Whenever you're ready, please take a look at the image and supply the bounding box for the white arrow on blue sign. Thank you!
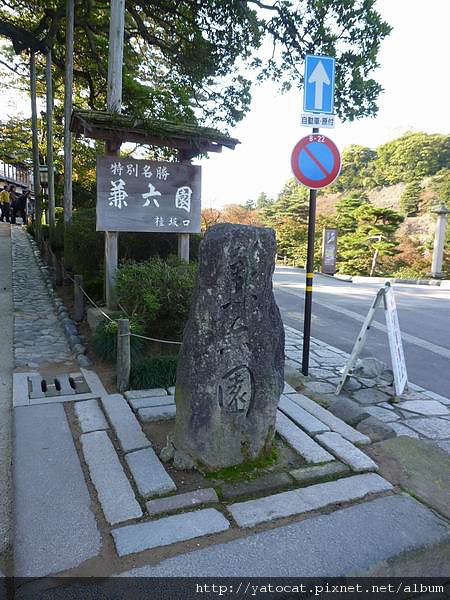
[303,54,335,115]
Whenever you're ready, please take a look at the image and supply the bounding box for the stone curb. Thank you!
[331,272,449,287]
[25,232,91,368]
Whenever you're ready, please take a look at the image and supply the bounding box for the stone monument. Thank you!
[166,223,284,470]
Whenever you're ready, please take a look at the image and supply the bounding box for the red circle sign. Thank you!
[291,134,341,189]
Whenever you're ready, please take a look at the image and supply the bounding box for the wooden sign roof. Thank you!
[70,110,240,157]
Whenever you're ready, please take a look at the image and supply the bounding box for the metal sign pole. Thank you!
[301,126,319,376]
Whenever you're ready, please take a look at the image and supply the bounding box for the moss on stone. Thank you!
[204,447,279,482]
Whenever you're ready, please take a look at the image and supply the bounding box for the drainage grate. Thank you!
[28,372,91,399]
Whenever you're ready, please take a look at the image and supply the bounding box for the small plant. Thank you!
[130,354,178,389]
[91,318,144,363]
[391,266,428,280]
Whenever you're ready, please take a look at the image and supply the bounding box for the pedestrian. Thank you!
[9,185,18,224]
[14,189,29,225]
[0,185,10,222]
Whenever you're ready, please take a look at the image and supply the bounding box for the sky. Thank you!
[0,0,449,207]
[196,0,450,208]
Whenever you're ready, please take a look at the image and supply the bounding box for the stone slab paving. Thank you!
[118,496,450,577]
[287,393,370,445]
[275,411,334,464]
[146,488,219,515]
[11,227,73,367]
[125,448,176,498]
[128,395,175,411]
[137,404,177,422]
[112,508,230,556]
[278,396,329,434]
[405,417,450,439]
[101,394,151,452]
[227,473,392,528]
[316,432,378,472]
[283,324,450,453]
[81,431,143,525]
[74,399,109,433]
[14,403,101,576]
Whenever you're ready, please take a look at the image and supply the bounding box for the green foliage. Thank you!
[390,266,428,280]
[400,180,422,216]
[430,169,450,208]
[1,0,391,127]
[130,355,178,390]
[117,257,198,340]
[335,192,369,234]
[91,319,145,364]
[332,145,376,191]
[205,447,278,481]
[337,204,404,275]
[374,132,450,186]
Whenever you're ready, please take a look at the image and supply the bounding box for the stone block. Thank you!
[138,404,176,422]
[389,422,420,438]
[146,488,218,515]
[227,473,392,528]
[276,411,333,464]
[102,394,151,452]
[278,396,329,434]
[125,388,168,399]
[353,388,390,405]
[316,432,378,472]
[290,462,349,485]
[81,431,142,525]
[365,406,400,422]
[112,508,230,556]
[74,399,108,433]
[220,472,293,500]
[357,417,397,442]
[125,447,176,498]
[328,397,370,426]
[128,395,175,411]
[288,393,370,445]
[283,382,297,394]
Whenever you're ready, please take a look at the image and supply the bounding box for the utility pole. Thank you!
[63,0,74,228]
[46,49,55,233]
[30,51,41,241]
[105,0,125,309]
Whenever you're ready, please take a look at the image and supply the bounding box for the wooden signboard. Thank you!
[96,156,201,233]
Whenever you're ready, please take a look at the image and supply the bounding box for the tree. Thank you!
[337,204,404,275]
[255,192,272,210]
[0,0,392,132]
[400,179,422,216]
[374,132,450,186]
[332,145,376,191]
[335,192,369,234]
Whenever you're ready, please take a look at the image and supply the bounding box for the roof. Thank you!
[70,110,240,157]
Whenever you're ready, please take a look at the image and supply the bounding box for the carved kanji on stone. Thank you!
[169,223,285,470]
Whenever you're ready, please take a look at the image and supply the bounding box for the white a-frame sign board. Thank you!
[336,283,408,396]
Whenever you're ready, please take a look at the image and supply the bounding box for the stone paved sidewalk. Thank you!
[11,227,74,368]
[283,324,450,454]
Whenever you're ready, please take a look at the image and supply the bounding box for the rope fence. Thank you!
[66,272,182,392]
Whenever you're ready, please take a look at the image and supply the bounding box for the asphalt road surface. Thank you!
[273,266,450,397]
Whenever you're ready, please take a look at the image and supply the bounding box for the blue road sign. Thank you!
[303,55,335,114]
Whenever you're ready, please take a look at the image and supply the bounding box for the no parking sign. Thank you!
[291,134,341,189]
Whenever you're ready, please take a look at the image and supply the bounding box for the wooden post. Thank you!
[73,274,84,321]
[63,0,74,228]
[46,49,56,233]
[178,149,193,263]
[117,318,130,392]
[30,51,42,241]
[178,234,190,262]
[53,254,63,286]
[104,0,125,309]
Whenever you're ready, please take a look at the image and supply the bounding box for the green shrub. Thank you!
[400,180,422,216]
[117,256,197,340]
[391,266,428,280]
[130,355,178,389]
[91,318,145,363]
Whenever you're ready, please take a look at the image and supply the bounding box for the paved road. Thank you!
[273,266,450,397]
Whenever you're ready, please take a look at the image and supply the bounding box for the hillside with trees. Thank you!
[204,132,450,277]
